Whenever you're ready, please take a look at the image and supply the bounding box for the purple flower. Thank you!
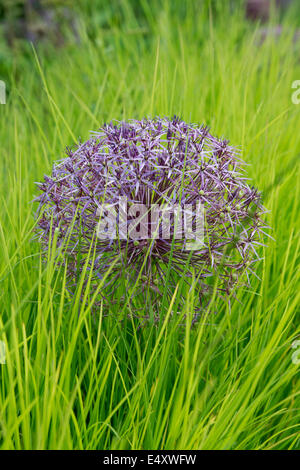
[35,117,268,321]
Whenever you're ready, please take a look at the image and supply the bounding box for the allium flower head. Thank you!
[36,117,268,321]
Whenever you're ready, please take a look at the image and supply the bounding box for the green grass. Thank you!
[0,0,299,450]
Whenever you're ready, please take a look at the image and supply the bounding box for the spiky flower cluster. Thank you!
[36,117,268,320]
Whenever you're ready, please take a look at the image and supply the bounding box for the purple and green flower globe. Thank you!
[36,117,267,321]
